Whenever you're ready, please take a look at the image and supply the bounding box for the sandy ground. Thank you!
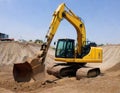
[0,42,120,93]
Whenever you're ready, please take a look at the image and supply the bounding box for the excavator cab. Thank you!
[55,39,75,58]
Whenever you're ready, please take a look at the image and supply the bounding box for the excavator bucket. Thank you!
[13,56,45,82]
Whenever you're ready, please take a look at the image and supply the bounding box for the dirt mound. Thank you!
[1,42,120,71]
[0,41,41,65]
[99,45,120,71]
[0,65,57,93]
[0,42,120,93]
[106,62,120,72]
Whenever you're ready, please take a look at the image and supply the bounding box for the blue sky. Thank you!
[0,0,120,44]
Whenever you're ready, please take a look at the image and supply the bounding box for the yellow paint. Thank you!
[45,3,102,64]
[55,47,102,63]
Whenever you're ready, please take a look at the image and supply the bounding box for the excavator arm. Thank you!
[41,3,86,62]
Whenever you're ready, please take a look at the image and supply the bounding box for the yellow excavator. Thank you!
[13,3,102,82]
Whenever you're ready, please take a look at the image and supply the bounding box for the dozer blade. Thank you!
[76,67,100,80]
[13,57,45,82]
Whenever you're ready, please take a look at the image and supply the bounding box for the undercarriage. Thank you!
[47,63,100,80]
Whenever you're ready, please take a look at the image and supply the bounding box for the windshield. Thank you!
[55,39,74,58]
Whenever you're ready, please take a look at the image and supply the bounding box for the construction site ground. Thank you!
[0,41,120,93]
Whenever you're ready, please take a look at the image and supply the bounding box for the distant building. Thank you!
[0,32,9,39]
[0,32,14,41]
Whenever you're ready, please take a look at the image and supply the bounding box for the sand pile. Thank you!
[0,41,41,65]
[0,42,120,93]
[99,45,120,71]
[1,42,120,71]
[106,62,120,72]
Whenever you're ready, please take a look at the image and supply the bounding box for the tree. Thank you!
[34,39,43,44]
[29,40,33,42]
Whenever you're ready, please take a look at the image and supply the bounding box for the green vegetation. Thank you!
[34,39,43,44]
